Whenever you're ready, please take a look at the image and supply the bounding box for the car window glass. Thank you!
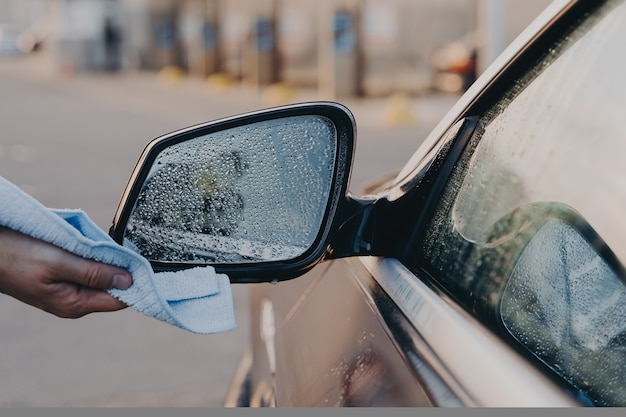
[417,0,626,406]
[502,219,626,406]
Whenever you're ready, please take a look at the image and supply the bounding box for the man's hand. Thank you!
[0,227,132,318]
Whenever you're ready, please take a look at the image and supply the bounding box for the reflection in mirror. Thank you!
[124,115,337,264]
[502,220,626,406]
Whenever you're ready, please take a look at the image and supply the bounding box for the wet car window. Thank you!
[501,218,626,406]
[417,0,626,406]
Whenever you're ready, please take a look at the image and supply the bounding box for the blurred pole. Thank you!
[477,0,505,74]
[317,1,333,98]
[179,0,202,75]
[45,0,65,75]
[247,0,279,87]
[270,0,281,84]
[318,0,363,99]
[180,0,222,78]
[146,0,181,70]
[207,0,223,75]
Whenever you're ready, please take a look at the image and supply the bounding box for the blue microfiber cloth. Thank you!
[0,176,236,334]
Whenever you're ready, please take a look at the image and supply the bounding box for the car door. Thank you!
[242,0,626,407]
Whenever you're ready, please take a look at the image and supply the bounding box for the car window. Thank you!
[415,0,626,406]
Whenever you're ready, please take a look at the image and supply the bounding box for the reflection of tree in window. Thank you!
[195,150,247,236]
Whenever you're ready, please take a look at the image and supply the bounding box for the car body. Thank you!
[111,0,626,407]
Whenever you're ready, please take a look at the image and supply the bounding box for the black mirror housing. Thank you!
[109,102,355,283]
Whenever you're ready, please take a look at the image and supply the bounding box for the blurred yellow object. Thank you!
[206,72,235,93]
[158,65,186,86]
[382,93,417,126]
[433,73,465,94]
[263,83,296,106]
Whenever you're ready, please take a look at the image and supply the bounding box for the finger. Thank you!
[51,286,129,318]
[1,228,133,291]
[76,290,128,315]
[52,253,132,291]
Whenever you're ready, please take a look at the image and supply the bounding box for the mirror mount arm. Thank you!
[326,116,483,263]
[326,194,377,259]
[326,193,404,260]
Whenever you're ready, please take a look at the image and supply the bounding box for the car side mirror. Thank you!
[109,102,355,283]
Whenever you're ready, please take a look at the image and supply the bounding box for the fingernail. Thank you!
[113,274,132,290]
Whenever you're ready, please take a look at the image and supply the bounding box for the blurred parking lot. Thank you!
[0,51,460,407]
[0,0,553,407]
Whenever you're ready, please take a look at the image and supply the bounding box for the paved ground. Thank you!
[0,52,459,406]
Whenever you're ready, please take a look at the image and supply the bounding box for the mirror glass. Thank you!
[123,115,337,264]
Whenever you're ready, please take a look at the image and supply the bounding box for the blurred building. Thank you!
[55,0,122,72]
[0,0,53,55]
[1,0,552,96]
[119,0,551,96]
[0,0,49,26]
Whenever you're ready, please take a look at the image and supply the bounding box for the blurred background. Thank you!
[0,0,551,407]
[1,0,552,96]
